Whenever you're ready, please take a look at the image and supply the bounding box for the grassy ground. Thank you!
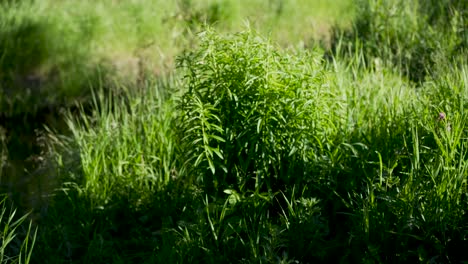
[1,0,468,263]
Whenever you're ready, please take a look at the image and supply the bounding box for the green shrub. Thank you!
[177,29,335,194]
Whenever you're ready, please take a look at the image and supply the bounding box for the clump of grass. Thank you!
[324,50,468,261]
[175,28,421,262]
[63,79,179,209]
[30,77,183,262]
[41,29,339,263]
[0,195,37,264]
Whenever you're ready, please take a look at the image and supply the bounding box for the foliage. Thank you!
[63,79,179,208]
[35,27,468,263]
[0,196,36,264]
[177,29,333,194]
[2,0,468,263]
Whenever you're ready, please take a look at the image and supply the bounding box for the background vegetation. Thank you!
[0,0,467,263]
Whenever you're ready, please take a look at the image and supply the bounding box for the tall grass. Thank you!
[63,79,179,208]
[33,26,468,262]
[0,196,37,264]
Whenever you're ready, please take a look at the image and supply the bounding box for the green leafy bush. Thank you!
[177,29,334,194]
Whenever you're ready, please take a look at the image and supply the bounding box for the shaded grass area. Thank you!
[1,0,468,263]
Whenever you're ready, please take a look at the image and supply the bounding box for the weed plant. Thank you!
[177,29,335,194]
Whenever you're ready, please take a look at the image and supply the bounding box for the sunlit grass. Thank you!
[38,26,467,262]
[1,0,467,263]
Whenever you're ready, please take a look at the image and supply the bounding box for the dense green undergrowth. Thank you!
[1,0,468,263]
[33,28,468,263]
